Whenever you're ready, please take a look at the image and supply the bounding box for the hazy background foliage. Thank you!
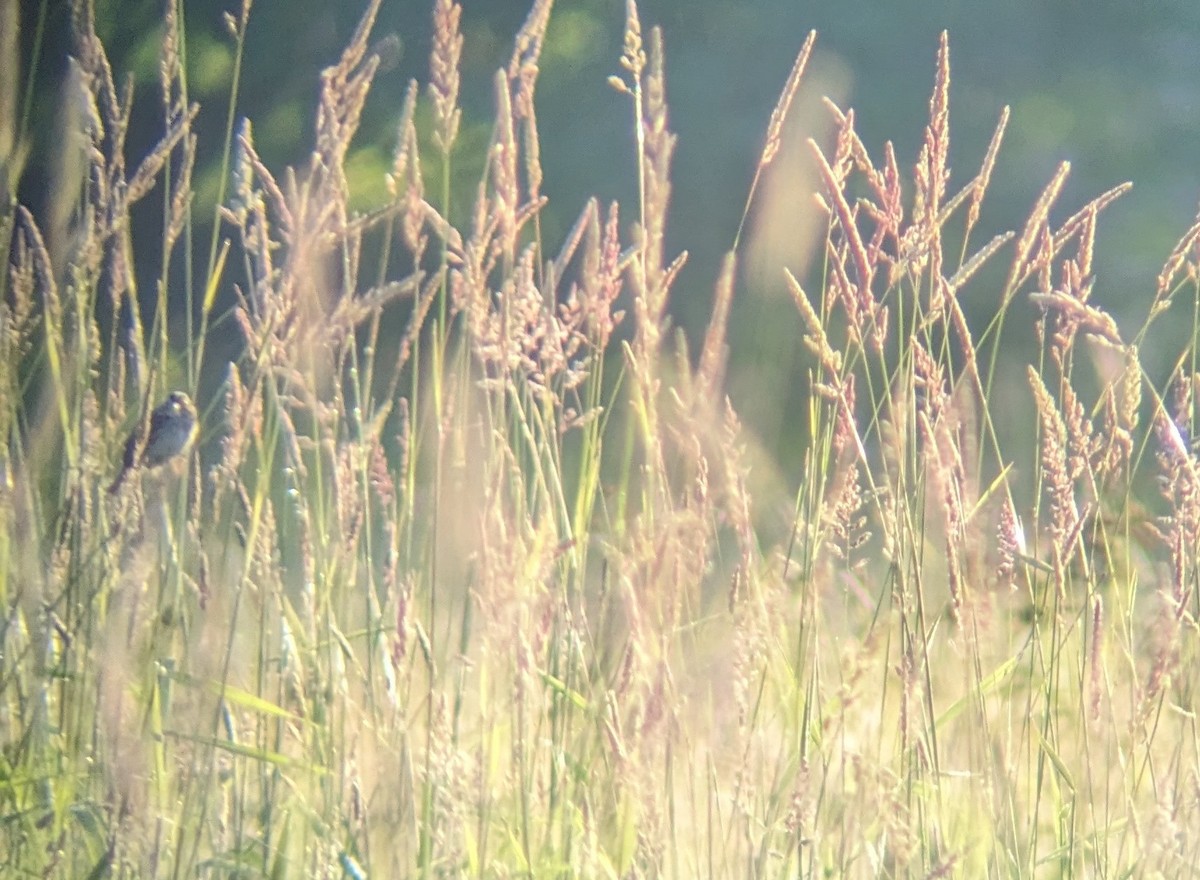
[21,0,1200,395]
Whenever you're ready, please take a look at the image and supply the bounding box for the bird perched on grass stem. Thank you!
[108,391,198,494]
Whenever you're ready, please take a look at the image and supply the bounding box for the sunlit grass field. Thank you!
[2,0,1199,876]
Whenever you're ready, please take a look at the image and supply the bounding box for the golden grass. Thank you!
[1,1,1198,877]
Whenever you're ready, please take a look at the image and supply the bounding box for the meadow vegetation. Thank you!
[2,0,1199,876]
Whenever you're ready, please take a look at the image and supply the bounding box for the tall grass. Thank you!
[2,0,1199,876]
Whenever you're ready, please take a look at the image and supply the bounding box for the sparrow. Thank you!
[108,391,198,494]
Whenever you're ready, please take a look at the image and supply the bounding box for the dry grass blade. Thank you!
[1029,291,1122,345]
[1005,160,1070,294]
[388,80,419,200]
[810,138,873,297]
[1053,182,1132,254]
[698,251,736,399]
[735,30,817,250]
[1028,365,1080,561]
[761,31,817,169]
[1156,213,1200,299]
[925,30,951,217]
[948,231,1014,293]
[967,105,1010,234]
[430,0,463,154]
[125,103,199,207]
[619,0,645,79]
[785,266,841,375]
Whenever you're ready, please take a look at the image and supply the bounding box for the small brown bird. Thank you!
[108,391,198,494]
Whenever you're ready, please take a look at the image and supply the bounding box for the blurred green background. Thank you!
[16,0,1200,460]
